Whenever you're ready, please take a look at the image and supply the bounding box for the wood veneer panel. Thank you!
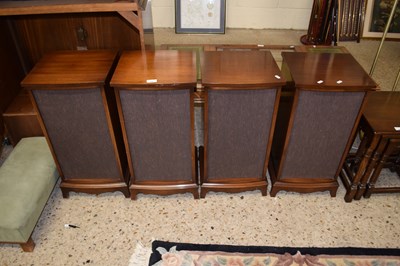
[13,13,141,66]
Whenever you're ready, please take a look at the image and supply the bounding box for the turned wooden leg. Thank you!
[354,138,388,200]
[20,237,35,252]
[364,139,398,198]
[344,135,380,202]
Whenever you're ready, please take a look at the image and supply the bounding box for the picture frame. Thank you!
[362,0,400,39]
[175,0,226,34]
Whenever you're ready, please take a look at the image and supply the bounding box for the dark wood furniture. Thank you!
[111,50,199,199]
[0,0,146,53]
[0,1,146,145]
[270,52,377,197]
[21,50,129,198]
[342,92,400,200]
[0,18,25,147]
[200,51,285,197]
[3,90,43,146]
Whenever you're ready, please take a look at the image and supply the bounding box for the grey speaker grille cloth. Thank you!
[207,89,277,179]
[33,89,121,179]
[280,90,364,179]
[119,89,192,182]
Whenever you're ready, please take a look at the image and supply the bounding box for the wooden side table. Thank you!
[343,92,400,200]
[200,51,285,197]
[271,52,377,197]
[111,50,199,199]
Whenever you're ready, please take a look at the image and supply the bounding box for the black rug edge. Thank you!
[148,240,400,265]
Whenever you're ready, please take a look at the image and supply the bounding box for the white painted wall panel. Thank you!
[151,0,312,29]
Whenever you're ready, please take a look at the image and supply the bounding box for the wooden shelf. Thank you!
[0,0,146,50]
[0,0,142,16]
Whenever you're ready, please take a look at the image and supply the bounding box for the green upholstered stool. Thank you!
[0,137,58,252]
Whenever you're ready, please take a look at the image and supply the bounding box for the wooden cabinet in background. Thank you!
[0,1,146,146]
[0,18,25,143]
[13,13,142,67]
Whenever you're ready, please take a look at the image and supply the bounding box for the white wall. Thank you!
[151,0,313,30]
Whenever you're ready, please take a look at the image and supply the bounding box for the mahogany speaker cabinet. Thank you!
[269,52,377,197]
[200,51,285,198]
[111,50,198,200]
[21,50,129,198]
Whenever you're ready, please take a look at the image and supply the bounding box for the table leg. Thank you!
[349,120,373,172]
[354,137,388,200]
[344,134,380,202]
[365,138,400,198]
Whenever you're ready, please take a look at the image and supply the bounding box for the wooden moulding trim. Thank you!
[213,44,296,50]
[202,84,285,90]
[0,1,139,16]
[61,178,128,184]
[271,181,339,191]
[60,181,128,189]
[201,181,267,189]
[22,84,102,90]
[296,85,377,92]
[202,177,265,183]
[130,183,198,190]
[117,11,140,30]
[110,84,197,90]
[277,177,338,183]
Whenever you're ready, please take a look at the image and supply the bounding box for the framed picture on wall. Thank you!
[362,0,400,39]
[175,0,226,34]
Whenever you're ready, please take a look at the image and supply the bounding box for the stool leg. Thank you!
[20,237,35,252]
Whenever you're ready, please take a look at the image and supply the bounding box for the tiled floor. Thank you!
[0,29,399,266]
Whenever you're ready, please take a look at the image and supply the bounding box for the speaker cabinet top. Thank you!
[201,51,285,88]
[21,50,118,88]
[110,50,197,88]
[281,52,377,91]
[363,91,400,134]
